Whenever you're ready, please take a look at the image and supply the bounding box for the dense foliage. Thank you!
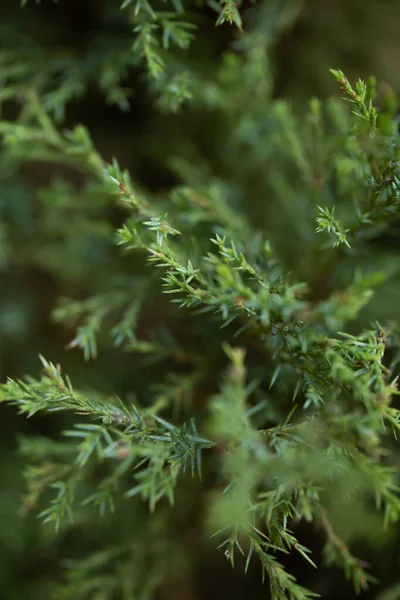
[1,1,400,599]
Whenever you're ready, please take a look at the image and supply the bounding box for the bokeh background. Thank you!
[1,1,400,598]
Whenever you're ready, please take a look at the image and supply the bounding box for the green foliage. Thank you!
[1,355,212,524]
[2,1,400,599]
[315,206,351,248]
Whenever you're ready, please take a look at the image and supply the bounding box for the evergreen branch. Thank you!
[315,205,351,248]
[330,69,378,129]
[319,509,374,593]
[0,357,213,520]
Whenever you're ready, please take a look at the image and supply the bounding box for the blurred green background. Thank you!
[1,1,400,598]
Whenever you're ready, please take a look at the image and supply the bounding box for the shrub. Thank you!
[1,2,400,599]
